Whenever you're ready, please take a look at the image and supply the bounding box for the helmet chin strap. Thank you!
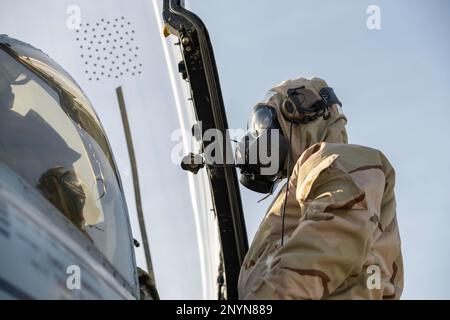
[256,176,282,203]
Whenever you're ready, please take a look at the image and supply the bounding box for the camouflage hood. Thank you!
[263,77,348,167]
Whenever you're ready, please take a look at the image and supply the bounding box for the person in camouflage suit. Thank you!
[238,77,403,299]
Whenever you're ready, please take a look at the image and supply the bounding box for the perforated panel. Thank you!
[74,17,142,81]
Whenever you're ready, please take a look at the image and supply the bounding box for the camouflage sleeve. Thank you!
[245,165,384,299]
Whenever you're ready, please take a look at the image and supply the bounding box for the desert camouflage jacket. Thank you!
[238,142,403,299]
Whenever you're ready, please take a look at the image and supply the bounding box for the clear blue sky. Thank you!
[188,0,450,299]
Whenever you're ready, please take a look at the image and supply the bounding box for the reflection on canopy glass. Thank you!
[0,46,134,285]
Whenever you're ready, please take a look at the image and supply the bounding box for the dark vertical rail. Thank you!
[116,86,157,294]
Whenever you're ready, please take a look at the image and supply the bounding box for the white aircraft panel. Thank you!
[0,0,221,299]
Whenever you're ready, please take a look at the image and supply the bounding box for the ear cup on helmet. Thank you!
[280,97,300,122]
[280,86,339,124]
[280,87,313,123]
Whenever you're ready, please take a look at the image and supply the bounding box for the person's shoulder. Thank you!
[296,142,394,175]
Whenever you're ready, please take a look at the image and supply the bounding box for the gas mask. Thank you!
[235,86,341,194]
[235,103,289,194]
